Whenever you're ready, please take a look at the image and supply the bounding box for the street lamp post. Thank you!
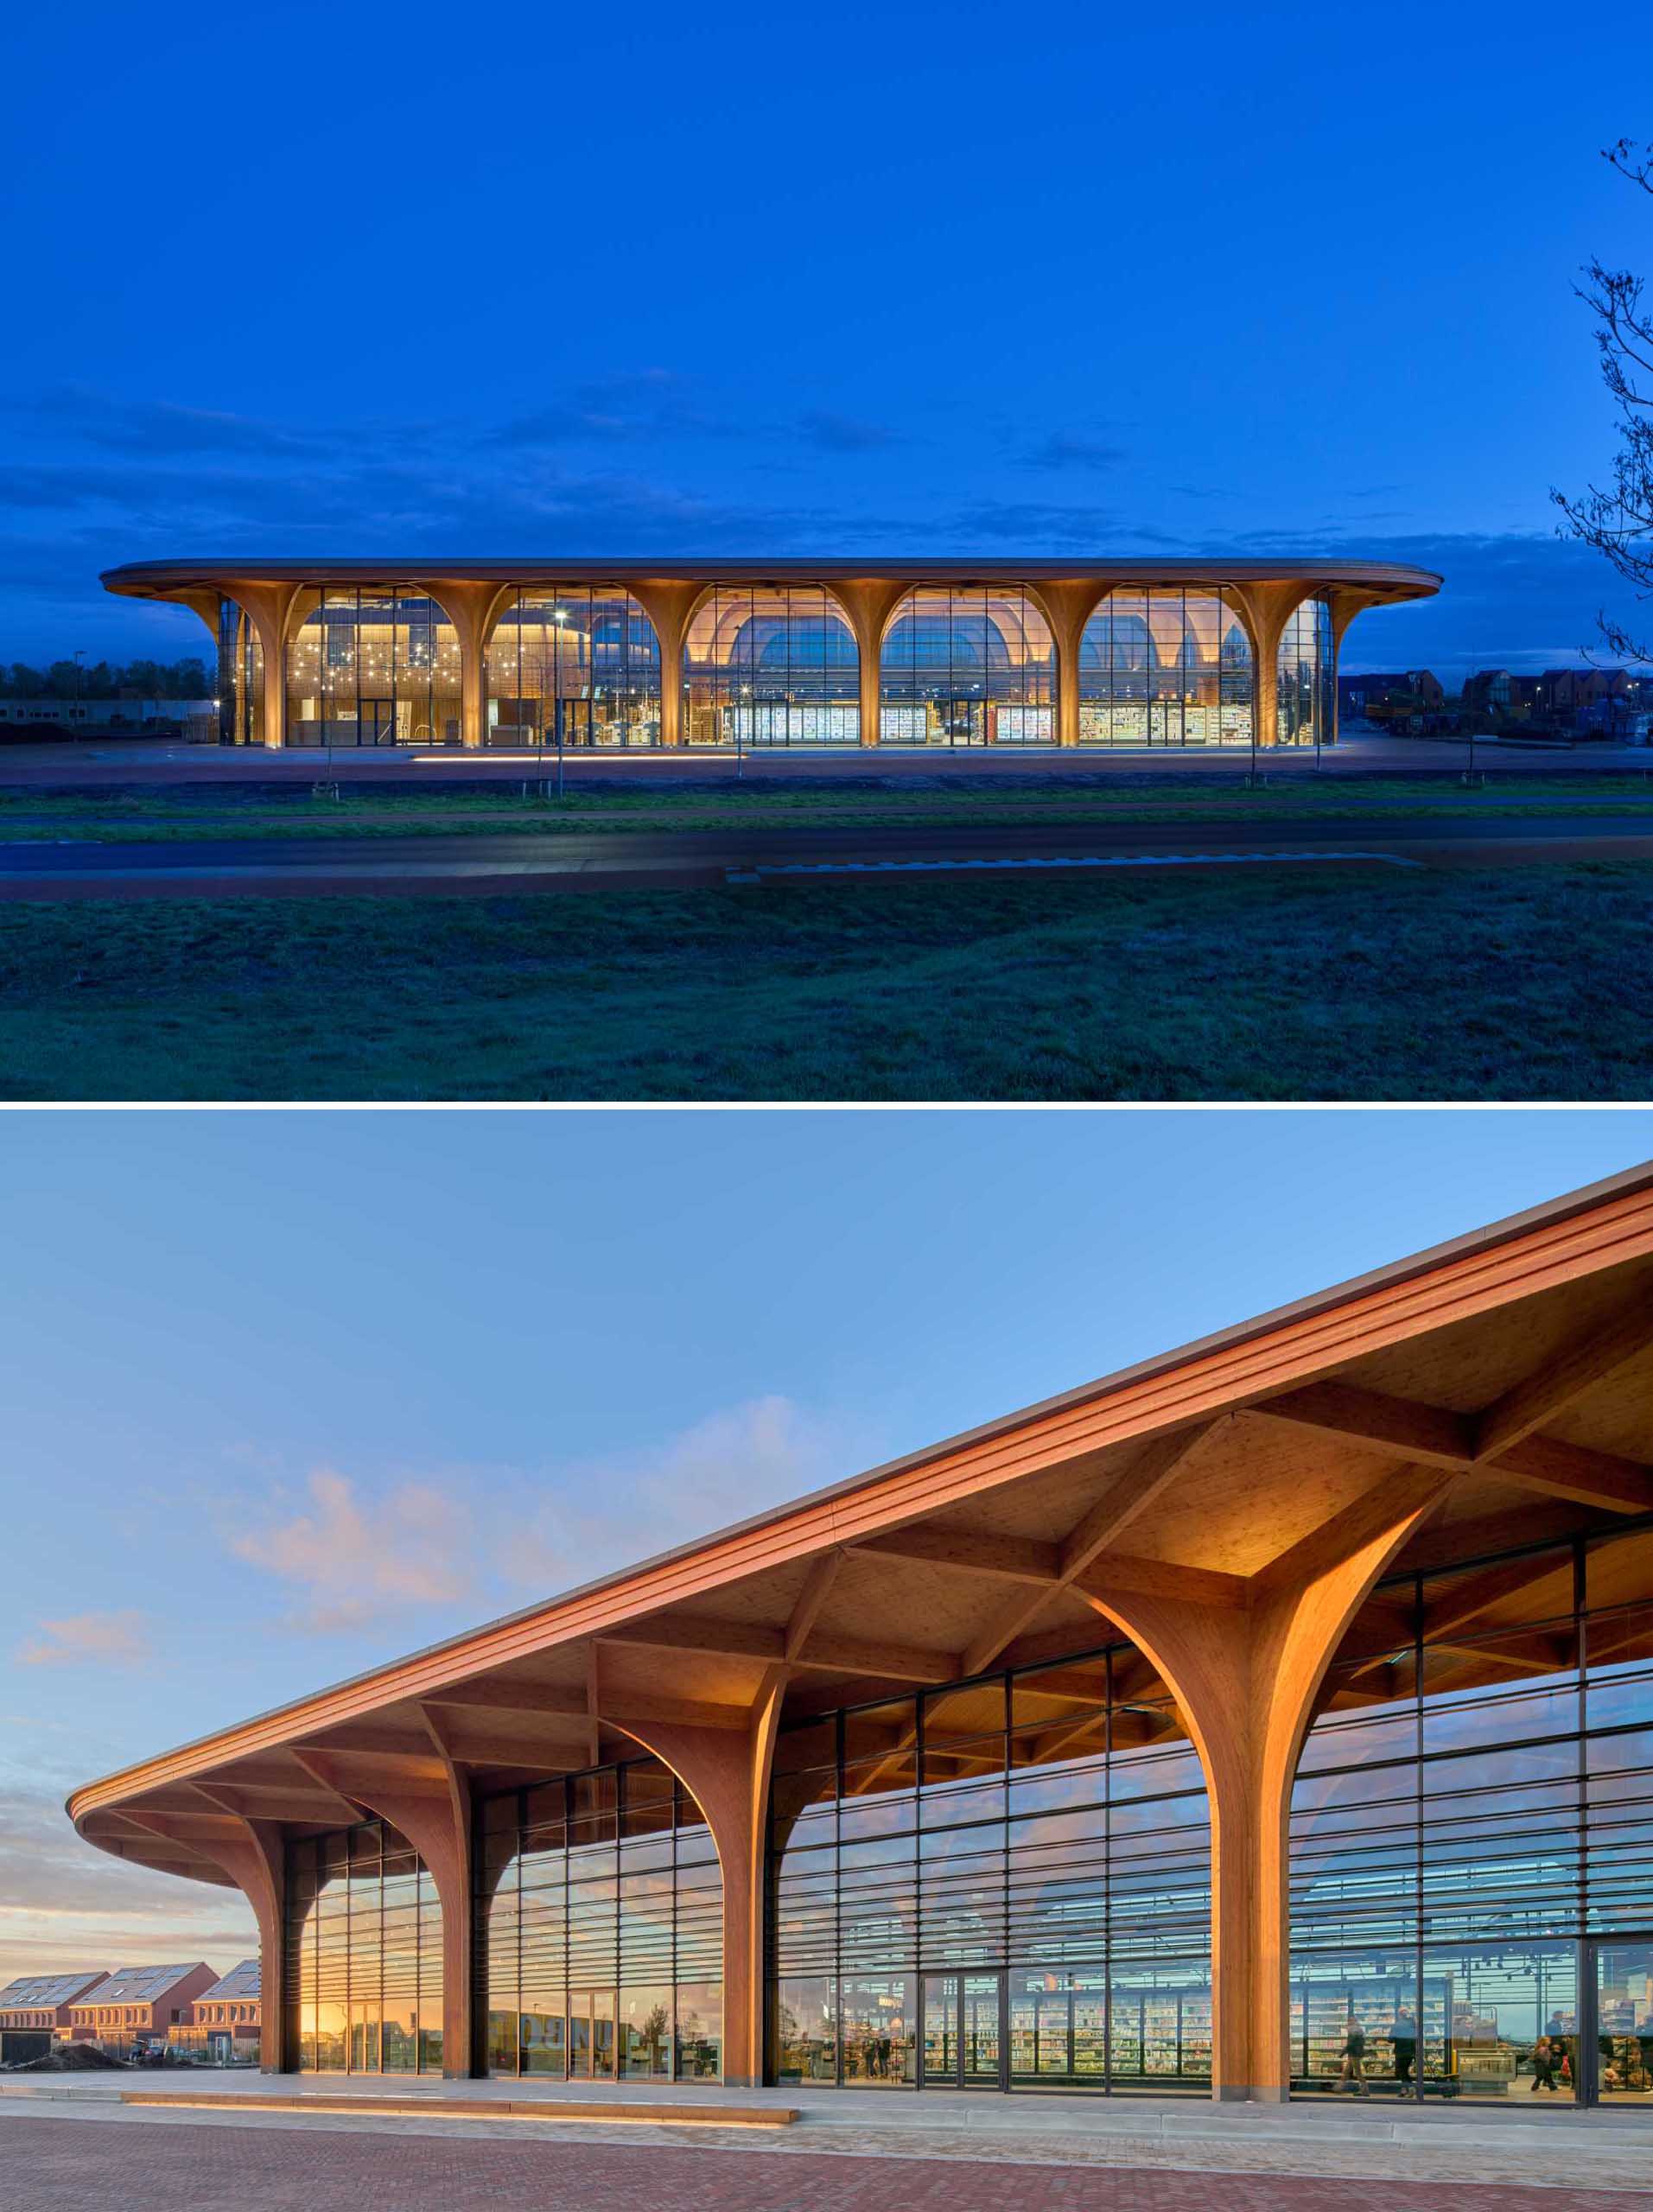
[553,607,567,802]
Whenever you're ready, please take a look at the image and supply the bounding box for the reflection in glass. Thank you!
[1078,590,1253,747]
[216,598,264,747]
[880,588,1054,746]
[1276,597,1335,747]
[1292,1524,1653,2103]
[283,1819,442,2074]
[768,1640,1210,2090]
[480,1755,722,2081]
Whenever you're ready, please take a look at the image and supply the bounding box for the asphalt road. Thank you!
[3,811,1653,901]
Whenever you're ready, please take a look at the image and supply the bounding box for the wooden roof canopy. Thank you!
[67,1164,1653,1889]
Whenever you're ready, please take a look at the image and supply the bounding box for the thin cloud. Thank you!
[15,1611,151,1668]
[227,1469,477,1630]
[1020,432,1126,473]
[798,411,906,454]
[8,386,334,460]
[502,1393,864,1593]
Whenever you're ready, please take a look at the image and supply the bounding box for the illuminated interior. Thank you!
[1078,589,1254,747]
[682,586,859,747]
[487,587,662,750]
[880,587,1054,745]
[284,588,463,748]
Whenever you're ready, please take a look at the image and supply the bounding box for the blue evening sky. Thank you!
[2,1107,1650,1980]
[3,1,1651,680]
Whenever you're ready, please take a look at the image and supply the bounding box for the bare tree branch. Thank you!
[1553,138,1653,664]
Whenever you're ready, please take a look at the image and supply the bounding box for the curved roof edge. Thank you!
[101,555,1443,594]
[66,1158,1651,1824]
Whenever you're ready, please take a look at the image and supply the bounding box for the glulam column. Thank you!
[1081,1464,1453,2099]
[607,1675,785,2087]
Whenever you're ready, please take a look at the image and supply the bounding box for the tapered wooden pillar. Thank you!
[210,580,302,750]
[823,579,907,748]
[423,581,512,753]
[627,580,703,750]
[609,1676,785,2086]
[1082,1465,1452,2099]
[1030,581,1108,749]
[1232,581,1306,754]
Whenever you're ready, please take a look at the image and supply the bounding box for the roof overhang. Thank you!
[100,556,1442,604]
[67,1161,1653,1884]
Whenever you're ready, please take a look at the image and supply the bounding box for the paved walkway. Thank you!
[4,2073,1650,2195]
[2,2107,1652,2210]
[0,731,1647,790]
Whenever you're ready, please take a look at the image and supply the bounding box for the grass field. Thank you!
[2,859,1650,1101]
[2,774,1653,843]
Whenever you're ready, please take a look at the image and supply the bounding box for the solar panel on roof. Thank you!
[0,1972,108,2009]
[197,1960,259,2002]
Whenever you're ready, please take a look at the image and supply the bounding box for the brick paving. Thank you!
[4,2113,1653,2212]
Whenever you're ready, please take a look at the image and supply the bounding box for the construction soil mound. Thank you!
[5,2043,133,2072]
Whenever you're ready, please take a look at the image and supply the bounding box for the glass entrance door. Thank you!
[568,1989,617,2080]
[359,697,396,746]
[1590,1940,1653,2105]
[920,1972,1003,2088]
[937,700,986,747]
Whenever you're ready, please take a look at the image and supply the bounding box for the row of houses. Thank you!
[1340,664,1653,739]
[0,1961,259,2067]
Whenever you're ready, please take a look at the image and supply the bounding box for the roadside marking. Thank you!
[742,851,1424,880]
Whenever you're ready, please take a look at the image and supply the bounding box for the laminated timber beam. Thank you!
[961,1422,1221,1675]
[1258,1299,1653,1515]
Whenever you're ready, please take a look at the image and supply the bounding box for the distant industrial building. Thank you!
[0,697,214,738]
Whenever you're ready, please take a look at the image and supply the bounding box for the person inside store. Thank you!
[1390,2005,1416,2092]
[1338,2012,1367,2093]
[1529,2033,1561,2092]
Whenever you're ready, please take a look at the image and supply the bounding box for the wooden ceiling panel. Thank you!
[1122,1421,1390,1575]
[1339,1262,1653,1421]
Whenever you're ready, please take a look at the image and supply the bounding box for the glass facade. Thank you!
[284,587,462,748]
[283,1820,444,2073]
[880,587,1055,746]
[1078,589,1254,747]
[770,1643,1211,2091]
[480,1756,723,2082]
[215,597,264,747]
[486,587,662,750]
[1289,1521,1653,2104]
[1276,595,1335,747]
[682,587,859,747]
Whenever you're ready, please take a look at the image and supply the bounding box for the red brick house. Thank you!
[170,1960,260,2063]
[0,1972,111,2063]
[67,1963,219,2057]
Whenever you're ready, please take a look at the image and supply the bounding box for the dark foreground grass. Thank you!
[4,773,1653,842]
[2,861,1650,1101]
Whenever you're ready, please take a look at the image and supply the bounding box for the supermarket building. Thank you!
[67,1165,1653,2108]
[99,557,1439,755]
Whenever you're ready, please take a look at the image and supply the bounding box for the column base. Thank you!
[1215,2082,1290,2102]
